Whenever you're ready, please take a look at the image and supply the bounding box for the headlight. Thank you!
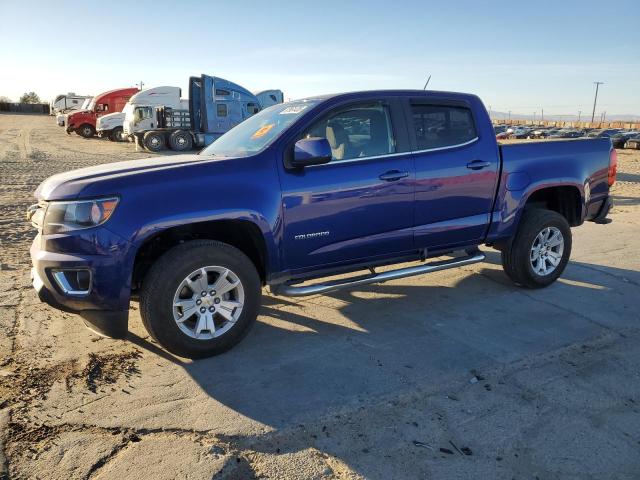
[43,197,119,234]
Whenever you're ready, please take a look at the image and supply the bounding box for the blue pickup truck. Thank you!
[28,90,616,358]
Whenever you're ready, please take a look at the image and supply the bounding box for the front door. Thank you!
[280,100,415,273]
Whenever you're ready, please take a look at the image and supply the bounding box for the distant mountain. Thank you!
[489,110,640,122]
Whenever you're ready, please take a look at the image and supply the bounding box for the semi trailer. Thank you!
[96,86,183,142]
[123,75,283,151]
[49,93,92,116]
[57,97,92,127]
[65,87,139,138]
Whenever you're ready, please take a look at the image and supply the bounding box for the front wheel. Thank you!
[77,124,95,138]
[109,126,124,142]
[140,240,261,358]
[501,209,572,288]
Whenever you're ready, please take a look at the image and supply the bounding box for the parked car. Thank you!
[611,131,640,148]
[587,129,622,138]
[494,125,508,135]
[528,127,553,139]
[548,129,585,139]
[624,135,640,149]
[27,89,616,358]
[511,126,532,139]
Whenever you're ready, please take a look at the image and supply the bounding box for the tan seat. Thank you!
[326,123,348,160]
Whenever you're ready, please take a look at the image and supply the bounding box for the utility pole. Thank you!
[578,110,582,122]
[591,81,604,123]
[541,108,544,122]
[423,75,431,90]
[533,111,536,123]
[508,110,511,122]
[137,80,145,90]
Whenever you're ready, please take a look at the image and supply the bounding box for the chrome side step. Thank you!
[273,252,485,297]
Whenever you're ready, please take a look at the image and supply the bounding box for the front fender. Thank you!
[86,153,283,276]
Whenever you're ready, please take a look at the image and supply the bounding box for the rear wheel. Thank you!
[109,126,124,142]
[77,124,95,138]
[143,131,166,151]
[140,240,261,358]
[169,130,193,151]
[501,209,571,288]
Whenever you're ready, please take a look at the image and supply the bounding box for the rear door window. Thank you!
[411,104,476,150]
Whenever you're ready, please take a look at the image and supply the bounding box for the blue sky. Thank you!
[1,0,639,117]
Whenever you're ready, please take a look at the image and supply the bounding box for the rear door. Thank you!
[408,98,499,249]
[279,98,415,272]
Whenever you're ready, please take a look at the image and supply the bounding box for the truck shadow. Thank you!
[128,253,640,478]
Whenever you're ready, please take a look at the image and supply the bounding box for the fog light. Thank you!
[51,269,91,295]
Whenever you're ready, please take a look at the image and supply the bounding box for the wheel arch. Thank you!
[131,218,270,291]
[521,184,583,226]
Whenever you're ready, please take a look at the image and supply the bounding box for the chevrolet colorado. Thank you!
[28,90,616,358]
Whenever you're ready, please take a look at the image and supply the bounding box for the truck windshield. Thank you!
[200,100,320,157]
[86,98,97,111]
[81,98,92,110]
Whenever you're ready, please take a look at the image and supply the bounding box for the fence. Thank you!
[493,119,640,130]
[0,103,50,114]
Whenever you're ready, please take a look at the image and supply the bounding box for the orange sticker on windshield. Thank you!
[251,124,274,139]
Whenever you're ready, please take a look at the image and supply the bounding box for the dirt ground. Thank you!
[1,113,639,479]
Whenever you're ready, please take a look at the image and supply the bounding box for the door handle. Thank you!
[466,160,492,170]
[379,170,409,181]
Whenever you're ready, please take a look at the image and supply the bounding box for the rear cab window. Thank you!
[410,103,477,150]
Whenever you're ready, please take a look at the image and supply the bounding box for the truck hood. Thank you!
[35,154,215,201]
[97,112,125,130]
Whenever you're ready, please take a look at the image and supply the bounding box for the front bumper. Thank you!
[30,229,134,338]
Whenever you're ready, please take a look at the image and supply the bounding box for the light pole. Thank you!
[508,110,511,122]
[533,111,536,123]
[591,82,603,123]
[578,110,582,122]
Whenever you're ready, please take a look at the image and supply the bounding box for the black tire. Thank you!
[140,240,261,358]
[77,123,95,138]
[501,209,572,288]
[109,126,124,142]
[169,130,193,151]
[143,131,166,151]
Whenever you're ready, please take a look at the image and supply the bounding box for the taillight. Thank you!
[608,149,617,186]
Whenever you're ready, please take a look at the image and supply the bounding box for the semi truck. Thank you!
[65,87,139,138]
[28,89,616,358]
[49,93,92,116]
[96,86,183,142]
[123,75,283,151]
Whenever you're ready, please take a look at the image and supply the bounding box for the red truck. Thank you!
[65,87,138,138]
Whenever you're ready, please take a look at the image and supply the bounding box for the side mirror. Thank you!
[291,137,332,168]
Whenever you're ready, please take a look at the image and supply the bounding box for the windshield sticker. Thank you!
[279,105,308,115]
[251,123,275,139]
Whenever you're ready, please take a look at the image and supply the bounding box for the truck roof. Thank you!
[94,87,140,102]
[300,89,479,103]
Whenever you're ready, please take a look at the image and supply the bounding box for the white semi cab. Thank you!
[97,86,183,142]
[50,93,92,116]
